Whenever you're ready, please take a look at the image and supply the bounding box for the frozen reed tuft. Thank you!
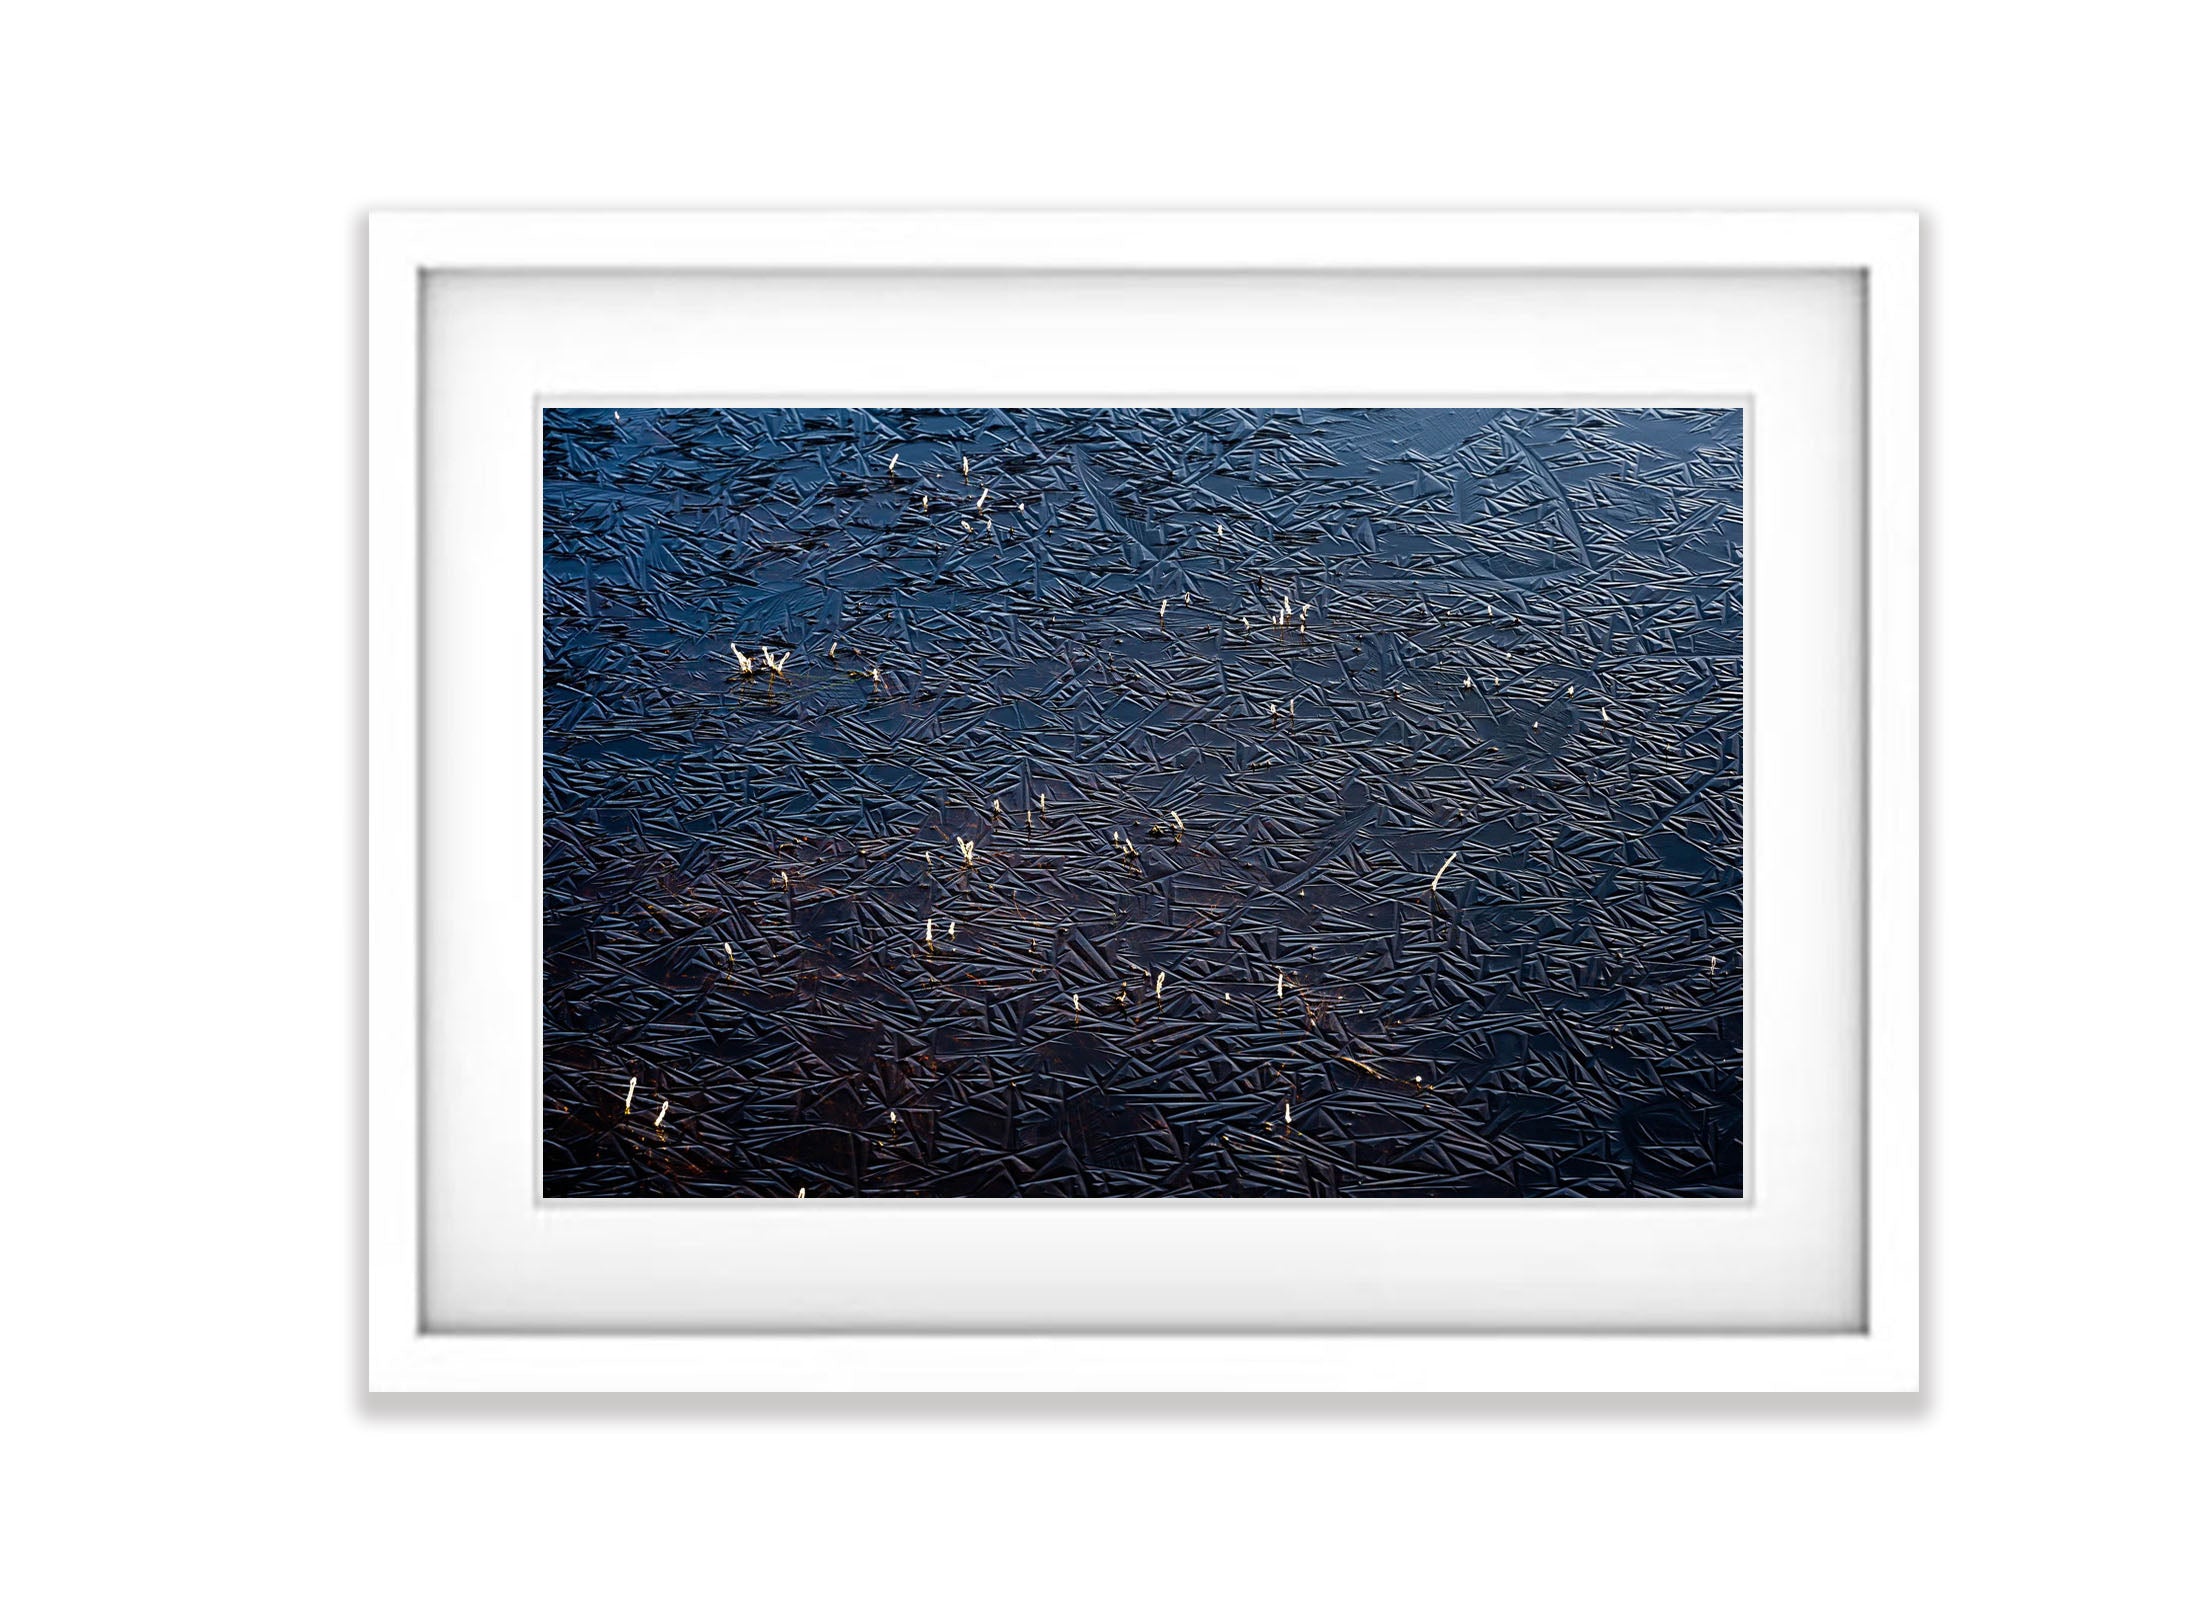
[956,837,976,866]
[731,644,754,676]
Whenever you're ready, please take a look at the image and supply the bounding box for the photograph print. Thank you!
[542,406,1743,1198]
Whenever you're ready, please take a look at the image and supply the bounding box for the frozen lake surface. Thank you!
[543,407,1743,1196]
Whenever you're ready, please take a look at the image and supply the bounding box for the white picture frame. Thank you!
[368,210,1918,1392]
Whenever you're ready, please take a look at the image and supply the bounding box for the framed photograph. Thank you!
[368,210,1918,1391]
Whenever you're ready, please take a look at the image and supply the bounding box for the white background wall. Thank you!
[2,4,2189,1595]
